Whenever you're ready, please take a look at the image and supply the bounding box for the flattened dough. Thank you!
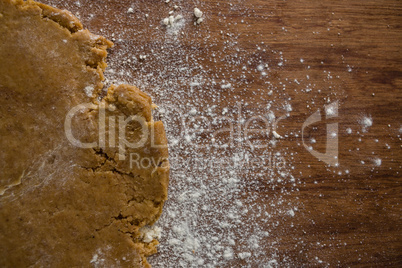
[0,0,169,267]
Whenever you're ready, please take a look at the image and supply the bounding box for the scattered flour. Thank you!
[238,252,252,259]
[359,115,373,132]
[162,13,185,35]
[84,85,94,97]
[221,83,232,89]
[89,249,106,267]
[90,254,98,264]
[373,158,382,166]
[325,104,337,117]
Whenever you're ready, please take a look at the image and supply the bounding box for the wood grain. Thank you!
[40,0,402,266]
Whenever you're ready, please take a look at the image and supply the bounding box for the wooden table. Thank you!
[42,0,401,266]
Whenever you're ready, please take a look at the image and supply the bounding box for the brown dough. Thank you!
[0,0,169,267]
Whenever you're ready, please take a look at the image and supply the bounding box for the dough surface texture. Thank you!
[0,0,169,267]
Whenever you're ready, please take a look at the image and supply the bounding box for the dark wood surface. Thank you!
[40,0,401,266]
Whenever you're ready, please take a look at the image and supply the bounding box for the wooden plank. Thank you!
[39,0,402,266]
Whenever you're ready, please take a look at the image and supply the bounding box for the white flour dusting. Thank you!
[359,115,373,133]
[84,85,94,97]
[373,158,382,166]
[90,249,106,267]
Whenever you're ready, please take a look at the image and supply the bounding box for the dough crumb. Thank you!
[194,8,203,18]
[162,14,183,27]
[194,8,204,25]
[139,226,162,243]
